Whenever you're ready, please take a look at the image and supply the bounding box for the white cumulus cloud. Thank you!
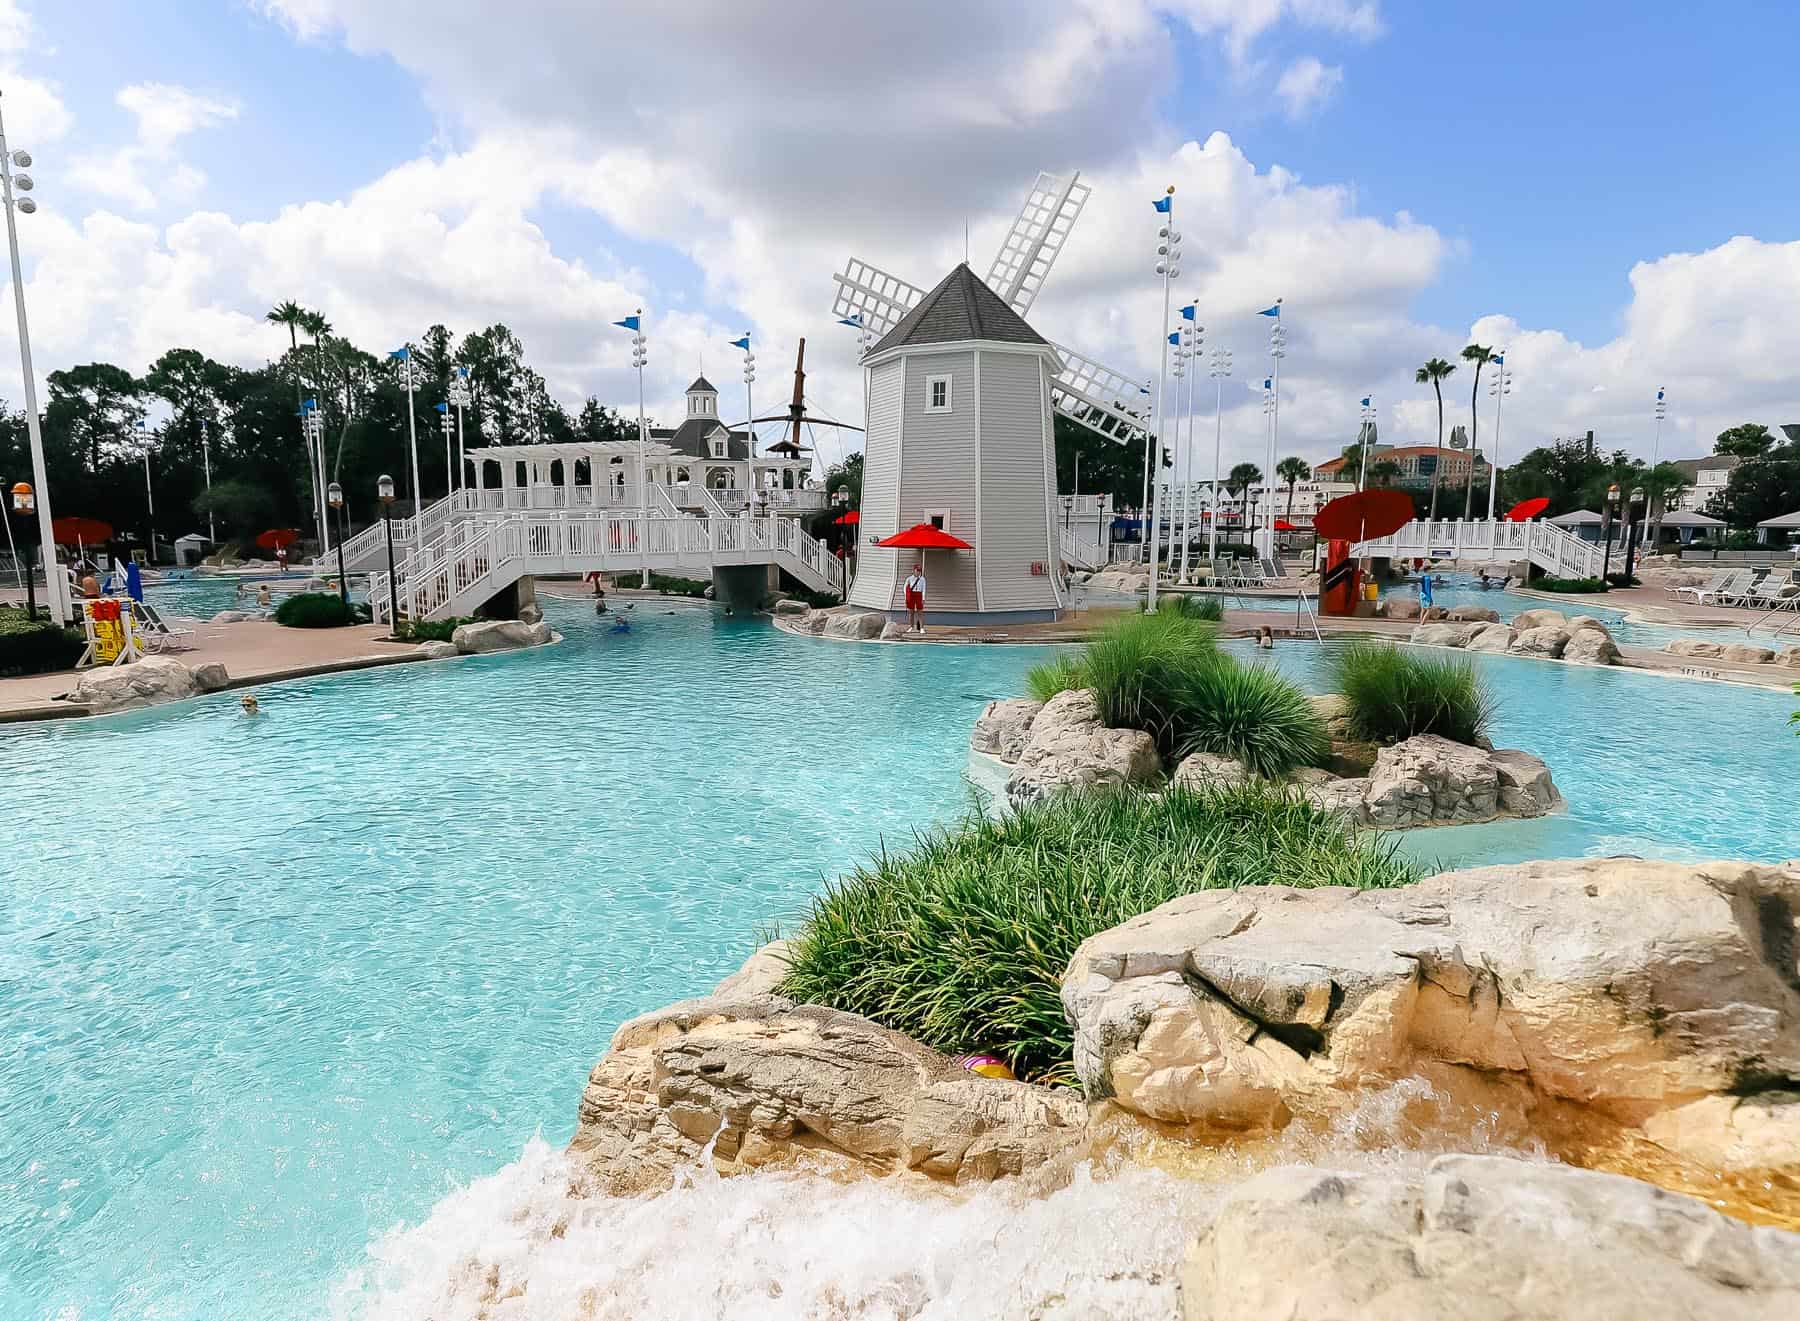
[67,82,238,211]
[1275,56,1344,119]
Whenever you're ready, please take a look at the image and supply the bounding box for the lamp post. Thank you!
[377,473,399,632]
[1622,486,1646,583]
[1257,379,1275,544]
[436,401,453,502]
[1651,386,1667,472]
[1601,483,1621,581]
[10,479,34,618]
[0,96,65,623]
[614,309,650,587]
[302,405,327,555]
[1485,356,1512,521]
[1174,312,1203,584]
[390,346,423,518]
[1358,396,1377,492]
[200,416,216,543]
[449,368,471,502]
[1263,306,1286,559]
[1207,346,1231,564]
[1145,185,1179,607]
[133,418,158,563]
[327,481,348,607]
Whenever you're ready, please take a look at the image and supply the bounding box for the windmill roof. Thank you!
[686,376,718,394]
[869,262,1049,355]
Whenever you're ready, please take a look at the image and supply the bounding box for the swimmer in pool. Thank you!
[240,693,260,716]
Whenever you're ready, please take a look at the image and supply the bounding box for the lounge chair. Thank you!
[1684,569,1752,606]
[1730,575,1799,611]
[127,600,197,652]
[1670,571,1730,602]
[1235,559,1270,589]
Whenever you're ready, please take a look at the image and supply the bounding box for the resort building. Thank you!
[1314,446,1490,491]
[1665,455,1741,513]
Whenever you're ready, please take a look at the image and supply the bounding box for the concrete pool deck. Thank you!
[0,620,426,722]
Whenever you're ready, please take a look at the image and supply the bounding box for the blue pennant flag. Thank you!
[1263,377,1273,391]
[1491,353,1503,367]
[729,335,750,350]
[1258,303,1281,318]
[434,401,449,413]
[1179,303,1197,321]
[1140,384,1151,394]
[301,397,318,412]
[1168,332,1180,346]
[837,314,861,328]
[1360,396,1371,407]
[613,314,640,332]
[456,365,469,378]
[1656,387,1664,402]
[389,346,409,361]
[1152,195,1172,213]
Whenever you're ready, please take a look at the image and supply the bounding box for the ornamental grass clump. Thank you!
[778,785,1418,1084]
[1329,638,1493,747]
[1172,657,1332,777]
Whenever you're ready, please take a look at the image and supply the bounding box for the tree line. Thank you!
[0,307,637,555]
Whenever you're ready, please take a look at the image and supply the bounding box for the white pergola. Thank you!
[462,440,823,514]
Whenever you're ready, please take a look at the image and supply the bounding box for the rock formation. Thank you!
[1061,857,1800,1176]
[1178,1156,1800,1321]
[970,698,1045,763]
[451,618,553,653]
[1003,689,1160,805]
[66,656,198,712]
[568,993,1088,1195]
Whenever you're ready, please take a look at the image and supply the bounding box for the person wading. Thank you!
[903,562,927,634]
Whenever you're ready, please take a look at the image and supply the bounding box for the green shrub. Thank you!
[1173,657,1332,776]
[1026,610,1326,776]
[1532,576,1609,594]
[1024,652,1085,703]
[646,573,709,598]
[399,615,474,643]
[0,606,84,676]
[1140,593,1224,622]
[274,592,354,628]
[778,786,1418,1083]
[1329,639,1492,746]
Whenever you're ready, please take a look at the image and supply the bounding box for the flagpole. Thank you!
[634,310,649,587]
[1147,187,1178,609]
[1263,300,1285,559]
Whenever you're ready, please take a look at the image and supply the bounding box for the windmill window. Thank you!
[924,374,952,413]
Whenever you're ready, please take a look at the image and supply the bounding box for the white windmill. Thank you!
[830,170,1149,623]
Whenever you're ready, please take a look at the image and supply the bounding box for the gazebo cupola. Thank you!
[685,375,720,419]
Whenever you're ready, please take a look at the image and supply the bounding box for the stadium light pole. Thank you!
[1146,186,1179,608]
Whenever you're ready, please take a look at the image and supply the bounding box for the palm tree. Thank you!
[1369,459,1402,488]
[1276,456,1311,523]
[1460,344,1494,518]
[1415,357,1457,519]
[1227,462,1262,539]
[267,300,318,537]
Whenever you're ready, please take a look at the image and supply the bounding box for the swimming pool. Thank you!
[1,602,1793,1319]
[1403,579,1765,651]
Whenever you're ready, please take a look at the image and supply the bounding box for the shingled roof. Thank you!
[868,262,1049,355]
[686,375,719,394]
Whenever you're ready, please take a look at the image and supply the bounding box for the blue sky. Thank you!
[6,0,1797,467]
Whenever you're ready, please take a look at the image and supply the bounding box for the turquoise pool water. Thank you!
[2,601,1794,1319]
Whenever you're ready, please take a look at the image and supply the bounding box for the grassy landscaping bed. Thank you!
[778,786,1418,1084]
[1330,639,1492,746]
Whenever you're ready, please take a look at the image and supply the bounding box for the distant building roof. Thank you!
[1668,455,1742,480]
[1380,444,1488,461]
[1550,508,1604,526]
[868,262,1049,355]
[1757,508,1800,529]
[686,376,718,394]
[649,418,750,461]
[1656,509,1725,527]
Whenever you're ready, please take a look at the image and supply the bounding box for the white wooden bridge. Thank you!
[1352,517,1605,581]
[320,478,844,626]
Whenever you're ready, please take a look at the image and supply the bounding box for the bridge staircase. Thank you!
[1352,518,1604,581]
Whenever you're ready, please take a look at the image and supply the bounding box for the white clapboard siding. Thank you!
[892,350,979,612]
[976,350,1060,612]
[850,357,906,611]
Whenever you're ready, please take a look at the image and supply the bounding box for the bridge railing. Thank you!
[1353,517,1603,581]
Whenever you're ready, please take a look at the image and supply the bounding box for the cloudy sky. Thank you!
[2,0,1796,478]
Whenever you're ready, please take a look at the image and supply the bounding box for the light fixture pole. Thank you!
[1359,396,1377,492]
[0,98,65,621]
[1263,302,1286,559]
[10,480,35,618]
[615,309,650,587]
[133,418,158,563]
[1623,486,1646,582]
[1168,330,1186,587]
[1146,186,1179,608]
[391,345,423,518]
[377,473,399,632]
[1485,358,1511,521]
[1259,379,1276,545]
[327,481,348,607]
[302,404,328,554]
[1207,346,1231,564]
[200,416,216,543]
[449,367,471,503]
[436,401,452,502]
[1601,482,1621,582]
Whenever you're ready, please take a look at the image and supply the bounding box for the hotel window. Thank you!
[924,374,952,413]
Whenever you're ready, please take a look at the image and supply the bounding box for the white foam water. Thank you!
[332,1082,1545,1320]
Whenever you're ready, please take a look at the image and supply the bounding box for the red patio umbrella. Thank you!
[874,522,973,551]
[832,509,861,525]
[1505,497,1550,522]
[52,516,113,546]
[1314,489,1413,542]
[1272,519,1298,532]
[256,528,300,550]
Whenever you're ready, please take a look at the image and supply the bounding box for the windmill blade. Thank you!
[1049,341,1148,445]
[987,171,1090,320]
[830,258,926,339]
